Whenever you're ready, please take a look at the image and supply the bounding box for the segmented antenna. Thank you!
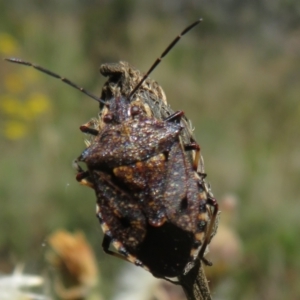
[6,19,202,104]
[129,18,203,99]
[4,58,106,105]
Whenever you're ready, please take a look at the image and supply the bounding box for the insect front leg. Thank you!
[73,159,94,189]
[79,119,101,136]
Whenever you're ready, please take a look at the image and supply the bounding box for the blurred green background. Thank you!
[1,0,300,299]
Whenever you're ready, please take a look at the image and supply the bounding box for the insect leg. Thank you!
[184,139,200,171]
[73,160,94,188]
[164,110,184,122]
[93,170,149,270]
[102,234,130,261]
[165,111,201,171]
[80,125,99,136]
[198,197,219,265]
[101,224,147,269]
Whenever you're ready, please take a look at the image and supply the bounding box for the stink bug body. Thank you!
[6,18,219,280]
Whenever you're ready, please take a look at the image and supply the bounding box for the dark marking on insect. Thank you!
[5,18,219,280]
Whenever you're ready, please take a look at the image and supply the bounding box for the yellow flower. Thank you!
[0,32,19,55]
[26,92,51,117]
[0,95,20,115]
[3,120,29,140]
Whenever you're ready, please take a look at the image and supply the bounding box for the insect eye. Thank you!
[130,105,140,116]
[103,113,113,123]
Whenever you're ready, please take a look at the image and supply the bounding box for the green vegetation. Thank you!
[1,1,300,299]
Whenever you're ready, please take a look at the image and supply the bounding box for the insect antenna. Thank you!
[129,18,203,100]
[4,58,106,105]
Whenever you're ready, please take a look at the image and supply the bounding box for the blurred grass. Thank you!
[0,1,300,299]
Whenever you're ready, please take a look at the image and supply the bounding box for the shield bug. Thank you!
[6,18,219,280]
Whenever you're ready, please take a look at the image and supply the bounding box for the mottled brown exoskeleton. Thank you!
[6,18,219,280]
